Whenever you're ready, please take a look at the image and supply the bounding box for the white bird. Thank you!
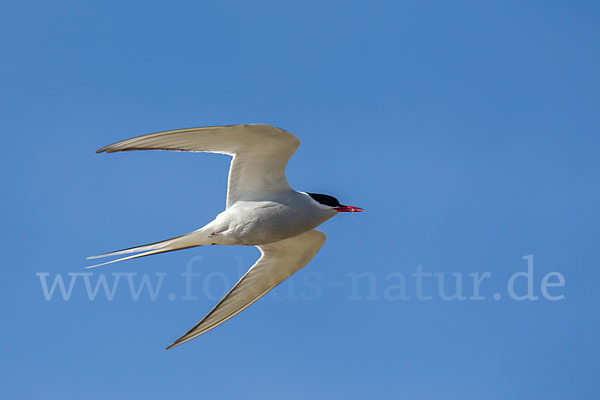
[88,124,363,349]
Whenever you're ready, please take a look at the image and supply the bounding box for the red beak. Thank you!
[334,205,364,213]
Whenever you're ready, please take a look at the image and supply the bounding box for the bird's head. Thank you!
[306,193,364,213]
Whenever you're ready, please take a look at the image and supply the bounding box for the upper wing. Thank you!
[96,124,301,208]
[166,229,327,349]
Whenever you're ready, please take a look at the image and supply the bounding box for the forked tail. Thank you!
[86,230,207,269]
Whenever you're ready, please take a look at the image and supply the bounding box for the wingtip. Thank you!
[165,334,194,350]
[165,341,182,350]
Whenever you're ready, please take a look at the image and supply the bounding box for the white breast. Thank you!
[210,192,336,245]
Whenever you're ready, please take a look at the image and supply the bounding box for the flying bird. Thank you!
[88,124,363,349]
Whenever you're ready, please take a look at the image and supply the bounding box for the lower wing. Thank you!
[166,229,327,349]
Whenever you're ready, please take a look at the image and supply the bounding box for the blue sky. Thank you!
[2,1,599,398]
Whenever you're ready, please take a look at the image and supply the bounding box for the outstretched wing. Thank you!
[96,124,301,208]
[166,229,327,349]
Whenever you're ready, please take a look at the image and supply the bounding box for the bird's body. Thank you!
[89,124,362,348]
[205,193,337,246]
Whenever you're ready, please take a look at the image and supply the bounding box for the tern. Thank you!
[88,124,363,349]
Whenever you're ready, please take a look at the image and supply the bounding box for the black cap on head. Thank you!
[306,193,341,208]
